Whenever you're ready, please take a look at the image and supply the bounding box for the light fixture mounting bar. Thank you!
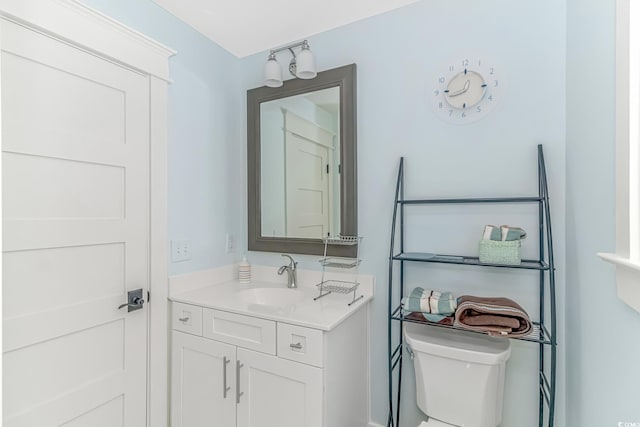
[269,40,309,56]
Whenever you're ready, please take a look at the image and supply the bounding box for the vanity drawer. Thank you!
[172,302,203,336]
[277,323,324,368]
[202,308,276,355]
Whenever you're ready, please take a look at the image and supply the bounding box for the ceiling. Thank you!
[151,0,419,58]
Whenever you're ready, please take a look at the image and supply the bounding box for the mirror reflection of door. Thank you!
[284,111,333,238]
[260,87,340,239]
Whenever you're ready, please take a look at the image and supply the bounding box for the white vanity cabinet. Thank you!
[171,331,236,427]
[170,300,368,427]
[236,347,323,427]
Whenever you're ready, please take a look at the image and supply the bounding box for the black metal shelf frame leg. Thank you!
[387,158,404,427]
[537,146,546,427]
[539,146,557,427]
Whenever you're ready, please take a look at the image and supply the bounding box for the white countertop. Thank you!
[170,277,373,331]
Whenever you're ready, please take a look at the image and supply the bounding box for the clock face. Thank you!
[432,57,500,124]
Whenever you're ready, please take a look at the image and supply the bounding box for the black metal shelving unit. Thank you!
[387,144,557,427]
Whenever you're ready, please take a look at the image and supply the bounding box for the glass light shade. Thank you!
[295,47,316,79]
[264,57,283,87]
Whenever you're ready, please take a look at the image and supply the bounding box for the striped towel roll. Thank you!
[401,287,457,322]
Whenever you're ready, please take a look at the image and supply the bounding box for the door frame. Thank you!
[0,1,175,425]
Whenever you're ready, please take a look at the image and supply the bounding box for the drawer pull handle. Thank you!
[178,317,189,322]
[236,360,244,404]
[290,342,303,350]
[222,356,231,399]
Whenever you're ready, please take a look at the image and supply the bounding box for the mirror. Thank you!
[248,64,357,256]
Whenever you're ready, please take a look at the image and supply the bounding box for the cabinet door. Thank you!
[171,331,236,427]
[236,348,323,427]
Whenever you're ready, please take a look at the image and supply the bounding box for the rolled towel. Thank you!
[401,287,457,322]
[454,295,532,337]
[500,225,527,241]
[483,225,502,241]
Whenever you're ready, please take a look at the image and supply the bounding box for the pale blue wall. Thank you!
[241,1,567,426]
[79,0,244,275]
[566,0,640,425]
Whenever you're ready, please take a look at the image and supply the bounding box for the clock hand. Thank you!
[447,79,471,97]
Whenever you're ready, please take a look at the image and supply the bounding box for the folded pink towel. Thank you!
[454,295,532,337]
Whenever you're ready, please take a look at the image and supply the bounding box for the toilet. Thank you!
[403,323,511,427]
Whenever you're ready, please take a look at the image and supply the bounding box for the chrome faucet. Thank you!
[277,254,298,288]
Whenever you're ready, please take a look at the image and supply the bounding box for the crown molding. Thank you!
[0,0,176,81]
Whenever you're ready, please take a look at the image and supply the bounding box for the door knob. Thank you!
[118,289,145,312]
[118,297,144,310]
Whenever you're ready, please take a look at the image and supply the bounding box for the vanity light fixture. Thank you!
[263,40,317,88]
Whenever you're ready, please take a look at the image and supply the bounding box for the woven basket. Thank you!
[478,239,522,265]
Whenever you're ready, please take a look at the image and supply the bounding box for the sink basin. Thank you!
[237,288,305,308]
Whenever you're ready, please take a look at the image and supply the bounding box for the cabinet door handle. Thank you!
[289,342,303,350]
[222,356,231,399]
[236,360,244,404]
[178,316,189,322]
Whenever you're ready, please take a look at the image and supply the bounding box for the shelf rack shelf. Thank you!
[390,305,553,345]
[315,235,363,306]
[392,252,549,270]
[387,145,557,427]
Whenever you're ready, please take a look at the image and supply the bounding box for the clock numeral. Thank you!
[449,65,454,72]
[434,90,440,96]
[490,67,495,75]
[488,95,493,101]
[461,112,467,118]
[438,77,445,84]
[449,110,454,117]
[462,59,469,67]
[494,80,499,87]
[439,102,444,109]
[477,106,482,112]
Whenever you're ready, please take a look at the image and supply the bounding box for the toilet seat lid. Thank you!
[419,418,455,427]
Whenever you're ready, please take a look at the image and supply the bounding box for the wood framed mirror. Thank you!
[247,64,357,256]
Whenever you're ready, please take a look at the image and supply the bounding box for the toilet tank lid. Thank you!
[403,323,511,365]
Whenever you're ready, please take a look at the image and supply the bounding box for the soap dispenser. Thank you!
[238,255,251,284]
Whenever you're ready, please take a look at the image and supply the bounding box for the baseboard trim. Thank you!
[369,422,385,427]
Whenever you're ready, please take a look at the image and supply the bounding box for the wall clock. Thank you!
[432,57,500,124]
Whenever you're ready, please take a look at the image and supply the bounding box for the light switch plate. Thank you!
[171,240,192,262]
[225,233,234,253]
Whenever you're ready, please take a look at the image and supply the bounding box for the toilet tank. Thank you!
[403,323,511,427]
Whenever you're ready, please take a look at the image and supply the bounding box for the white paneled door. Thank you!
[2,18,150,426]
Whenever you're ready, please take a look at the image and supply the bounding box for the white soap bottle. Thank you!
[238,255,252,284]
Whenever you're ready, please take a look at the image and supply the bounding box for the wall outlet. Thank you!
[225,233,234,253]
[171,240,192,262]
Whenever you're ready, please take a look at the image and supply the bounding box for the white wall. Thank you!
[241,1,566,425]
[566,0,640,425]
